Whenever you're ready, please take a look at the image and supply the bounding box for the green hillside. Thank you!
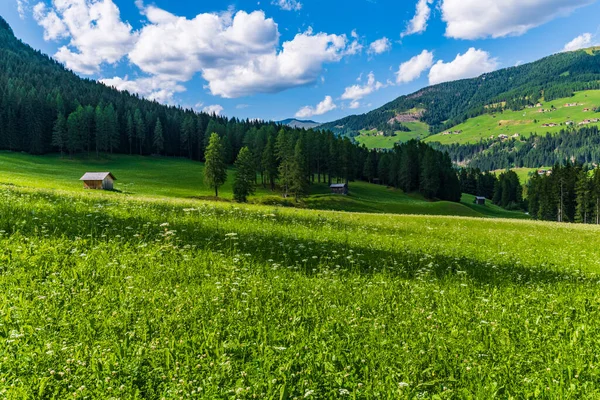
[425,90,600,145]
[0,152,527,219]
[355,121,430,149]
[322,47,600,140]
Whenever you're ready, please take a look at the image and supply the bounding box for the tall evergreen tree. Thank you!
[233,146,256,202]
[204,133,227,198]
[51,112,67,157]
[153,118,164,154]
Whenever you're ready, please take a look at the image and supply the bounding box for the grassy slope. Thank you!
[354,121,430,149]
[1,185,599,397]
[425,90,600,145]
[0,151,527,219]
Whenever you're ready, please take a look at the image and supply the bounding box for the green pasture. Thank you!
[0,185,597,398]
[425,90,600,145]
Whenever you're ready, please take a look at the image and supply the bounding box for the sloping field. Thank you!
[425,90,600,145]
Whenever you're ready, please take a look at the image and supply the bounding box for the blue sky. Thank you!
[1,0,600,122]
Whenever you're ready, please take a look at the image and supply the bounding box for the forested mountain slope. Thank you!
[321,48,600,137]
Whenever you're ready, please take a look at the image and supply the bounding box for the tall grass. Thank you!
[0,186,598,398]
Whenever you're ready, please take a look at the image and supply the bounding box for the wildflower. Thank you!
[398,382,409,388]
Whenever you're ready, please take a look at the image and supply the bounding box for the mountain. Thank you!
[321,48,600,140]
[277,118,321,129]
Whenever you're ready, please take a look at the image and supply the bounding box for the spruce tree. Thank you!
[153,118,164,154]
[204,133,227,198]
[233,147,256,202]
[290,138,309,202]
[262,136,278,191]
[52,112,67,157]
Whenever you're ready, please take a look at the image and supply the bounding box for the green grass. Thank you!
[425,90,600,145]
[0,152,526,219]
[0,185,599,398]
[355,121,430,149]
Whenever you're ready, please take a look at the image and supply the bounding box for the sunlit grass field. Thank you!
[0,185,599,398]
[425,90,600,145]
[355,121,430,149]
[0,152,526,219]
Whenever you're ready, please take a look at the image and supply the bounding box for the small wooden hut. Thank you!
[80,172,116,190]
[330,183,348,195]
[474,196,486,205]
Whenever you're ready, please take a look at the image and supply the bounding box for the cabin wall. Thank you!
[83,180,102,189]
[102,177,114,190]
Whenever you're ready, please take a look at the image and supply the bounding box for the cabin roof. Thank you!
[475,196,486,200]
[79,172,116,181]
[330,183,347,188]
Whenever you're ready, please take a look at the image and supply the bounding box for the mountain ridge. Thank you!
[321,47,600,140]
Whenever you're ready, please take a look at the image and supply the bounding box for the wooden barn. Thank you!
[330,183,348,195]
[79,172,116,190]
[474,196,486,205]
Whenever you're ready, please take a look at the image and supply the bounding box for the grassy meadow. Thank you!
[0,184,599,398]
[425,90,600,145]
[0,152,525,219]
[354,122,430,149]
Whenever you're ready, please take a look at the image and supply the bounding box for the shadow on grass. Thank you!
[0,188,590,288]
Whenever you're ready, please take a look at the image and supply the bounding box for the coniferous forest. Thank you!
[0,16,461,202]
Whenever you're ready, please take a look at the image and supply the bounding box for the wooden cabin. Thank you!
[79,172,116,190]
[474,196,486,205]
[330,183,348,195]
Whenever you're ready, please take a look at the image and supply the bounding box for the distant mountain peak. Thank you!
[277,118,321,129]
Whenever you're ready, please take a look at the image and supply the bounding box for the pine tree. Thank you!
[51,112,67,156]
[95,104,107,156]
[363,151,375,183]
[276,129,293,197]
[153,118,164,154]
[233,147,256,202]
[289,138,309,201]
[204,133,227,198]
[262,135,278,191]
[575,168,592,223]
[126,111,134,155]
[134,108,145,155]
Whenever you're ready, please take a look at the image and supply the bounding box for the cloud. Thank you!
[100,75,186,104]
[440,0,596,40]
[401,0,433,37]
[17,0,29,19]
[563,33,595,52]
[271,0,302,11]
[396,49,434,84]
[32,1,358,102]
[295,95,337,118]
[203,104,224,115]
[368,37,391,54]
[33,3,67,40]
[341,72,384,109]
[33,0,136,75]
[429,48,498,85]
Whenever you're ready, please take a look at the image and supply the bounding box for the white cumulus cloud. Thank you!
[31,1,361,104]
[203,104,224,115]
[396,50,434,84]
[428,48,498,85]
[295,95,337,118]
[100,76,186,104]
[440,0,596,40]
[33,0,137,75]
[563,33,595,52]
[271,0,302,11]
[341,72,384,109]
[368,37,391,54]
[401,0,433,37]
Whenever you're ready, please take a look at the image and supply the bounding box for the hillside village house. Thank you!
[474,196,486,205]
[80,172,116,190]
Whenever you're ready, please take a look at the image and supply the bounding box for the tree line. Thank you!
[458,168,524,210]
[528,163,600,223]
[362,140,461,202]
[434,126,600,171]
